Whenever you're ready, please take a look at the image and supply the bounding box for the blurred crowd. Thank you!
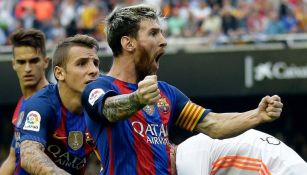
[1,0,307,46]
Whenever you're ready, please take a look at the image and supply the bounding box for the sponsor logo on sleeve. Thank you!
[23,111,41,132]
[88,88,105,106]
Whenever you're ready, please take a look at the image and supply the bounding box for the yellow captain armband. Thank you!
[175,101,206,132]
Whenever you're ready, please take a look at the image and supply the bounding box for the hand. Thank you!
[257,95,283,123]
[136,75,161,105]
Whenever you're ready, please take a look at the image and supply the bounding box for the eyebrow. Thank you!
[16,57,40,63]
[150,27,161,32]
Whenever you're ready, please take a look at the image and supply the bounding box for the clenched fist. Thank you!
[257,95,283,123]
[136,75,161,105]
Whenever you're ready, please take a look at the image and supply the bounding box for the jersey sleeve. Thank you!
[17,96,53,146]
[82,77,118,125]
[12,97,23,126]
[167,84,211,132]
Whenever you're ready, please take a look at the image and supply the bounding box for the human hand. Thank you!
[136,75,161,105]
[257,95,283,123]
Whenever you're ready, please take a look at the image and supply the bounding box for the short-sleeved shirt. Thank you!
[81,75,211,175]
[15,84,94,175]
[176,129,307,175]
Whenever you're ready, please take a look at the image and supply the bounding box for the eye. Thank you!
[150,30,158,36]
[77,60,87,66]
[16,60,26,65]
[93,59,100,67]
[29,57,40,64]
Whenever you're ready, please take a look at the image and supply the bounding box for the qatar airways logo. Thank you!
[131,121,169,145]
[47,145,86,170]
[245,56,307,88]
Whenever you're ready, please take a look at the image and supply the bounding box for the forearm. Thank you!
[0,147,15,175]
[20,140,69,175]
[196,109,261,139]
[102,92,144,122]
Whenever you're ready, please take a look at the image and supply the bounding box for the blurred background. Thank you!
[1,0,307,169]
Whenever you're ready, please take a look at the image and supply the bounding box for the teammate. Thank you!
[173,129,307,175]
[16,34,100,174]
[0,28,49,174]
[81,4,283,175]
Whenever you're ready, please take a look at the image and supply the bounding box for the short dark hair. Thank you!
[52,34,99,69]
[10,28,46,57]
[106,4,159,57]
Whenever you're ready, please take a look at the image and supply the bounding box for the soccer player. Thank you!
[0,28,49,174]
[15,34,100,174]
[172,129,307,175]
[81,4,283,175]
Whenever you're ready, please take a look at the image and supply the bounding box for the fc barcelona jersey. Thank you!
[81,75,211,175]
[12,97,24,126]
[15,84,94,174]
[10,97,25,174]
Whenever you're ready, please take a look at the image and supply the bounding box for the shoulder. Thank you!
[85,75,115,89]
[30,84,57,99]
[25,84,59,111]
[158,80,185,97]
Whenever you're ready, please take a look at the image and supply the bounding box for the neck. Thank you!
[21,78,49,99]
[57,83,83,114]
[107,55,138,83]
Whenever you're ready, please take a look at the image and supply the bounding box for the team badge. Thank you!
[157,98,170,114]
[23,111,41,132]
[16,111,25,128]
[143,105,155,116]
[68,131,83,150]
[88,88,105,106]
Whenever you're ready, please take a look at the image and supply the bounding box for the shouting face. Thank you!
[134,19,167,81]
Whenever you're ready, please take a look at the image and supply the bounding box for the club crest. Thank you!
[68,131,83,150]
[157,98,170,114]
[143,105,155,116]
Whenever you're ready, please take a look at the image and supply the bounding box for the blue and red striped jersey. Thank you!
[15,84,94,175]
[81,75,211,175]
[10,97,25,174]
[12,97,24,126]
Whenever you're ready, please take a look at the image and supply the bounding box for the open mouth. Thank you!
[155,52,165,63]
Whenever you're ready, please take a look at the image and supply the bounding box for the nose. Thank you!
[25,62,31,72]
[159,33,167,48]
[88,61,99,77]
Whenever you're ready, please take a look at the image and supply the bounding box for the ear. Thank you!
[43,56,49,69]
[53,66,65,81]
[121,36,135,52]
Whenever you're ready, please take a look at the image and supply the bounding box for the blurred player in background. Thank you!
[15,34,100,174]
[81,4,283,175]
[172,129,307,175]
[0,28,49,174]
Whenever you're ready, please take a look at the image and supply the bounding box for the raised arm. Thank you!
[195,95,283,139]
[20,140,70,175]
[103,75,161,122]
[0,147,16,175]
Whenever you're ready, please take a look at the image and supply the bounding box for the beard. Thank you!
[135,45,157,82]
